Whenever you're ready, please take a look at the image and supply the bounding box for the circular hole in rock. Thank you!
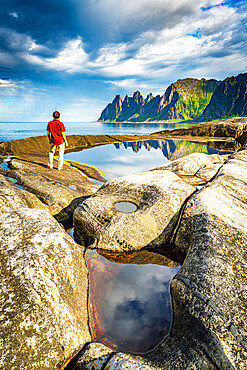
[114,201,137,213]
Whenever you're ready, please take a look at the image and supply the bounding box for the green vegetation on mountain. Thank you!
[165,78,219,119]
[201,73,247,120]
[98,78,220,122]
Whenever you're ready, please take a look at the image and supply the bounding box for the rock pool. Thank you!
[85,249,180,354]
[64,138,231,180]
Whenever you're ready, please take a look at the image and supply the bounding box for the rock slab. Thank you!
[0,209,91,370]
[0,174,48,215]
[74,170,195,251]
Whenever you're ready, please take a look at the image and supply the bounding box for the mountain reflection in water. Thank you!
[114,139,232,160]
[86,249,180,354]
[65,138,232,180]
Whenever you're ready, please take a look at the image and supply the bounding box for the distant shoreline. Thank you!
[96,120,199,124]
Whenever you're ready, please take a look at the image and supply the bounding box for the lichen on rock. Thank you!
[0,209,91,370]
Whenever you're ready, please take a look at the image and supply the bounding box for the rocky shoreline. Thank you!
[0,117,246,369]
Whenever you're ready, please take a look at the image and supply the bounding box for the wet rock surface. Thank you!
[0,209,91,370]
[73,170,196,251]
[0,134,154,157]
[65,160,108,184]
[1,156,99,227]
[8,158,99,205]
[97,248,180,266]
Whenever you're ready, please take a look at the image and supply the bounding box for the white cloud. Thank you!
[0,27,46,53]
[86,2,247,84]
[94,43,127,65]
[97,58,146,77]
[0,79,17,88]
[0,79,36,103]
[25,37,89,73]
[106,79,164,95]
[190,53,247,79]
[0,0,246,99]
[9,12,18,18]
[85,0,202,34]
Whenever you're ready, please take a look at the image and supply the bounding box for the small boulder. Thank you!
[151,152,223,176]
[196,163,223,181]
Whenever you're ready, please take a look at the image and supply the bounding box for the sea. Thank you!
[0,120,194,142]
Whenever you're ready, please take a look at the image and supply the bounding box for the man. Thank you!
[47,111,68,170]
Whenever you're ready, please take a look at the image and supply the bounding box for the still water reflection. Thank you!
[65,138,231,179]
[86,249,180,354]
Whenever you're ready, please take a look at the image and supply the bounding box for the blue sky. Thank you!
[0,0,246,121]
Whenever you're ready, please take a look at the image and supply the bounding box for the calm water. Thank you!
[0,121,195,142]
[86,249,180,354]
[65,139,229,179]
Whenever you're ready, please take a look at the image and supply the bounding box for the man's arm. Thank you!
[47,130,52,144]
[62,132,68,147]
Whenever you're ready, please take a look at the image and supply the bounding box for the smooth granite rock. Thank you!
[151,152,224,176]
[151,153,225,186]
[73,170,196,251]
[0,174,48,214]
[74,343,114,370]
[8,158,99,218]
[0,209,91,370]
[196,163,223,181]
[169,149,247,369]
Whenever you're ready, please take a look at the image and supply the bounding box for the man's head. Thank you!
[53,111,60,119]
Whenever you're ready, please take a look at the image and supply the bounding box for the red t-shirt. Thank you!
[47,119,66,145]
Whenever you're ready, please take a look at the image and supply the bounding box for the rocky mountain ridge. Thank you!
[201,72,247,120]
[98,72,247,122]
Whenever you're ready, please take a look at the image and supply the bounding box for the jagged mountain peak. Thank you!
[133,91,142,98]
[201,72,247,120]
[113,94,122,102]
[145,93,154,103]
[98,73,246,122]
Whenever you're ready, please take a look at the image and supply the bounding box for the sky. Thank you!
[0,0,246,122]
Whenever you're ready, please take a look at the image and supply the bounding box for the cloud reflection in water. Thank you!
[86,249,180,354]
